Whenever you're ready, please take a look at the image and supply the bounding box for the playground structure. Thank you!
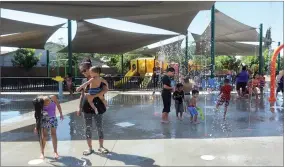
[188,60,204,71]
[114,57,168,87]
[269,43,284,108]
[48,59,78,77]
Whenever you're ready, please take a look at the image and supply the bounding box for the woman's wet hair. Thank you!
[79,58,92,71]
[242,66,247,71]
[32,97,44,132]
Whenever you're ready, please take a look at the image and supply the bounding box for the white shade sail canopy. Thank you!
[195,10,262,42]
[60,21,177,54]
[1,1,215,20]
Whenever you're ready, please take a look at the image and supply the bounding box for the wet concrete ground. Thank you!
[0,92,284,166]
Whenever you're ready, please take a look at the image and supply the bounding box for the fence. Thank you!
[0,67,118,77]
[1,76,162,92]
[1,75,232,92]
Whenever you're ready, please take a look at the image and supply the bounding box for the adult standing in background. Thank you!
[236,66,249,98]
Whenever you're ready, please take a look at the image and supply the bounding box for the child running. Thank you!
[76,66,107,114]
[188,90,200,124]
[173,83,184,120]
[33,95,64,159]
[216,79,232,120]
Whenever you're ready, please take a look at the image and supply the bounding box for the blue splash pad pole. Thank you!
[58,81,63,99]
[52,76,64,100]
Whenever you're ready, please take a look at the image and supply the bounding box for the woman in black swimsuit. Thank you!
[77,58,109,155]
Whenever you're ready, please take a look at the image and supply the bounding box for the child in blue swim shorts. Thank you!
[188,90,200,124]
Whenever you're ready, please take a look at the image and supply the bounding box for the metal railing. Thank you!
[1,76,162,92]
[1,77,58,92]
[1,75,233,92]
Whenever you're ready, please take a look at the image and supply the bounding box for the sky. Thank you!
[0,1,284,55]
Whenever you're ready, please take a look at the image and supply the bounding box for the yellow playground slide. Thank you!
[114,70,137,87]
[140,73,153,88]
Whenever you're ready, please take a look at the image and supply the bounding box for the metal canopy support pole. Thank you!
[259,23,263,74]
[185,31,188,75]
[278,42,281,72]
[210,4,215,78]
[57,60,60,76]
[68,20,72,76]
[121,54,124,76]
[46,50,50,77]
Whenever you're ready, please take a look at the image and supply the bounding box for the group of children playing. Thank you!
[173,78,233,123]
[173,71,270,123]
[244,73,266,99]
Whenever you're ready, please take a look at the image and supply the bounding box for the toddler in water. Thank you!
[216,79,232,120]
[188,90,200,124]
[173,83,184,120]
[76,66,107,114]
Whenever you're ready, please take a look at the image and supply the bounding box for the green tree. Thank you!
[11,48,41,70]
[93,53,120,68]
[215,56,241,72]
[45,42,96,66]
[240,49,272,74]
